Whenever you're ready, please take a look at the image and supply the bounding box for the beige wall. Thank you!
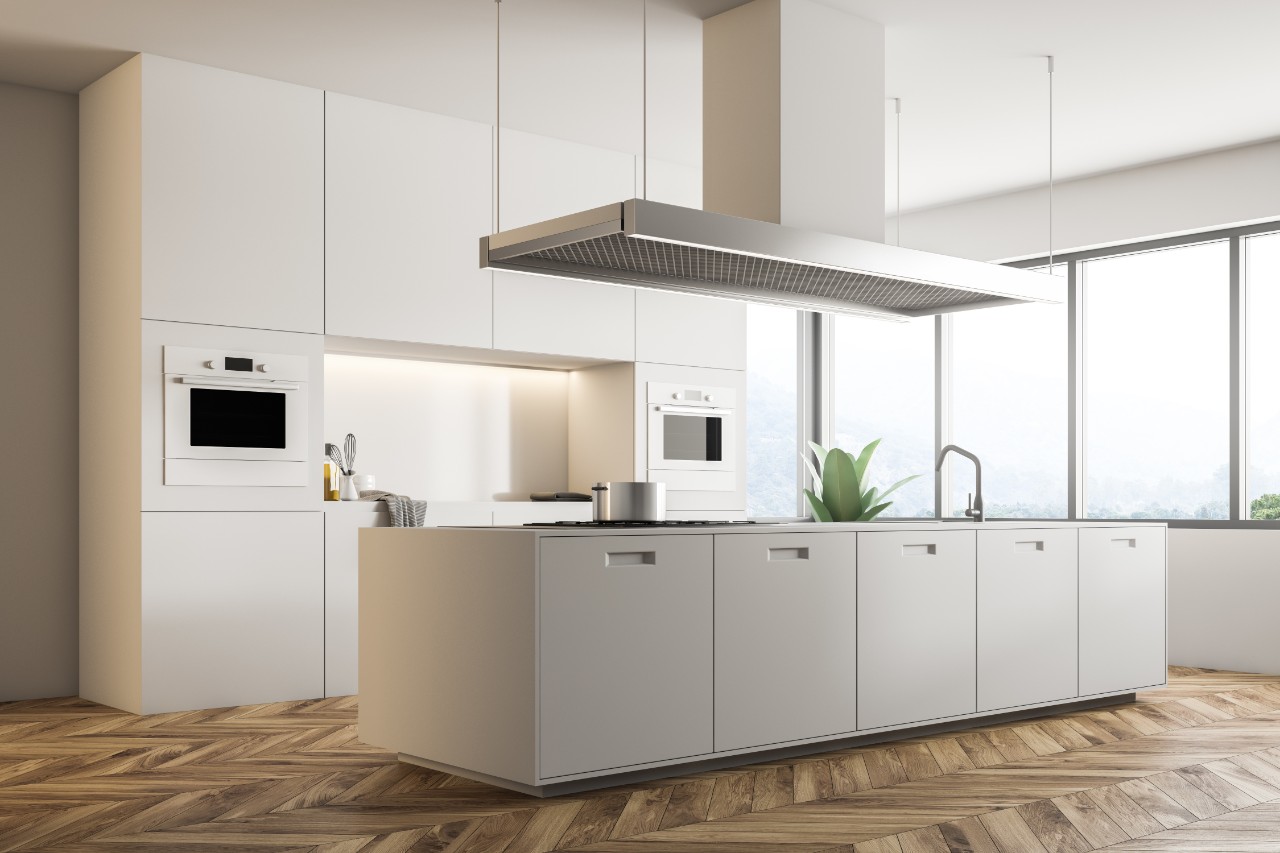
[0,82,78,700]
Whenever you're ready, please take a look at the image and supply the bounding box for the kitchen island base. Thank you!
[396,691,1137,798]
[359,523,1166,797]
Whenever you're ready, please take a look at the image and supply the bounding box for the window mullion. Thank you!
[1230,236,1246,520]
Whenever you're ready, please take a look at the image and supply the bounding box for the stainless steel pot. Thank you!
[591,481,667,522]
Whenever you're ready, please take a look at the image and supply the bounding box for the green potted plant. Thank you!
[803,440,920,522]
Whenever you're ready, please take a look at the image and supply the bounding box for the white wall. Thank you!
[323,355,570,502]
[0,82,79,701]
[893,138,1280,262]
[1169,529,1280,675]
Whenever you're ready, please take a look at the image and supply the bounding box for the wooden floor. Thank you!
[6,669,1280,851]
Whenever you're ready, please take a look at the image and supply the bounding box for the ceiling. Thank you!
[1,0,1277,213]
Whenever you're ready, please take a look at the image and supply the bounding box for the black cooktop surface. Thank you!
[523,520,770,528]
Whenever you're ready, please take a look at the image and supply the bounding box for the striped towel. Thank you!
[358,491,428,528]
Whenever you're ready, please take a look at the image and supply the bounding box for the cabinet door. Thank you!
[142,512,324,713]
[715,532,857,751]
[540,535,712,779]
[857,530,976,730]
[492,129,636,360]
[140,55,323,333]
[1080,526,1166,695]
[978,528,1077,712]
[323,506,391,697]
[636,291,747,370]
[325,94,493,347]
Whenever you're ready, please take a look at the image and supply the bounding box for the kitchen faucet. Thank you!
[936,444,983,522]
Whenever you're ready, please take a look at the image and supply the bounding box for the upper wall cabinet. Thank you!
[139,56,324,334]
[635,290,747,370]
[325,94,493,348]
[492,129,637,361]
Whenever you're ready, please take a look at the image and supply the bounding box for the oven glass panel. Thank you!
[663,414,723,462]
[190,388,287,449]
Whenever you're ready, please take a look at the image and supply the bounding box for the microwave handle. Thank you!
[656,404,734,415]
[179,376,301,391]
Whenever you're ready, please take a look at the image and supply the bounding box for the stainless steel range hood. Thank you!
[481,199,1062,320]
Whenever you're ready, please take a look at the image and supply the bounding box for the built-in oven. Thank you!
[163,346,310,487]
[647,382,736,492]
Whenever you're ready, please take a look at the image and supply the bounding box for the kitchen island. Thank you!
[358,521,1166,796]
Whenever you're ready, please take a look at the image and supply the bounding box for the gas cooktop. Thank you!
[523,520,771,528]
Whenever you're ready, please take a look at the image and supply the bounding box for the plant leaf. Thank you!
[874,474,923,505]
[862,486,879,509]
[804,488,833,523]
[852,439,881,492]
[807,441,830,469]
[859,501,893,521]
[801,451,823,499]
[821,448,863,521]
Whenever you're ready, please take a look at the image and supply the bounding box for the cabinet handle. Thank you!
[902,544,936,556]
[605,551,657,567]
[1111,538,1137,549]
[1016,540,1045,552]
[768,547,809,561]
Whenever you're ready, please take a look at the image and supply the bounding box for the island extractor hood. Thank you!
[480,199,1062,320]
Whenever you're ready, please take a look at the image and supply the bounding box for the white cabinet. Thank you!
[138,55,324,333]
[857,529,976,730]
[492,276,635,361]
[978,528,1078,712]
[1080,526,1167,696]
[493,129,637,360]
[636,291,747,370]
[325,94,493,348]
[141,512,324,713]
[323,505,390,697]
[539,535,712,778]
[714,532,857,751]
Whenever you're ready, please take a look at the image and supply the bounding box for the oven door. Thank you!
[648,404,736,473]
[165,375,308,463]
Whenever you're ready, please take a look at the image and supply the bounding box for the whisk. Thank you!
[343,433,357,474]
[326,442,348,476]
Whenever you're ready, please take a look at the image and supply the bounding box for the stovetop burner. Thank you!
[524,520,768,528]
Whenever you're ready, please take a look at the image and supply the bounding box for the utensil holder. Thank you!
[339,473,361,501]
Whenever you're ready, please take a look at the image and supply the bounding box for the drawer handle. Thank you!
[605,551,656,567]
[768,547,809,561]
[902,544,936,556]
[1016,540,1045,552]
[1112,538,1137,549]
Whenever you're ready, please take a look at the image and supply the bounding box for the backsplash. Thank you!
[323,354,569,502]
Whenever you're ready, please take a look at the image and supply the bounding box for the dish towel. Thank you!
[358,490,428,528]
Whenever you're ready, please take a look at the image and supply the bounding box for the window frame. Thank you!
[760,218,1280,527]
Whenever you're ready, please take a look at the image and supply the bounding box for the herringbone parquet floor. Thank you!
[5,668,1280,851]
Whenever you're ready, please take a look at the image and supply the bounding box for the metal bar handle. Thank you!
[179,376,301,391]
[656,404,734,415]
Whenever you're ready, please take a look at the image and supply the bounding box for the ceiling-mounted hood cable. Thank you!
[1047,54,1055,269]
[642,0,648,201]
[494,0,502,232]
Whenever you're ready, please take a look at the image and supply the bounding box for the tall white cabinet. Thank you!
[81,54,326,714]
[1080,526,1167,695]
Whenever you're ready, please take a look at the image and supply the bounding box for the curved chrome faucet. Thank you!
[936,444,983,522]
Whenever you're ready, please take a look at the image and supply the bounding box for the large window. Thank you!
[745,304,799,517]
[1247,232,1280,518]
[950,266,1067,518]
[831,315,935,518]
[1083,241,1230,519]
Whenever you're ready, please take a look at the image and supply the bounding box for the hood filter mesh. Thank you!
[524,234,1000,311]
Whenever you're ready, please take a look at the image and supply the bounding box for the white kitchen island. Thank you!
[358,521,1166,796]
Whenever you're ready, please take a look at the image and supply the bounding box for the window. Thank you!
[831,315,935,517]
[1083,240,1230,519]
[1246,231,1280,519]
[950,266,1067,517]
[745,304,799,517]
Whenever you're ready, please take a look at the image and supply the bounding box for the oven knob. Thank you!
[671,393,680,400]
[705,394,715,402]
[204,361,216,369]
[257,364,271,373]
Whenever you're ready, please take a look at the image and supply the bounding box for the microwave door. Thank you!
[650,404,735,472]
[166,377,307,463]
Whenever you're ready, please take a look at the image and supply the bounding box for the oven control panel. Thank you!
[164,347,309,383]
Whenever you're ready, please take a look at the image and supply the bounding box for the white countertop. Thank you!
[432,519,1168,536]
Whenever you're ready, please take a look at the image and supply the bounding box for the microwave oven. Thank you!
[646,382,736,491]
